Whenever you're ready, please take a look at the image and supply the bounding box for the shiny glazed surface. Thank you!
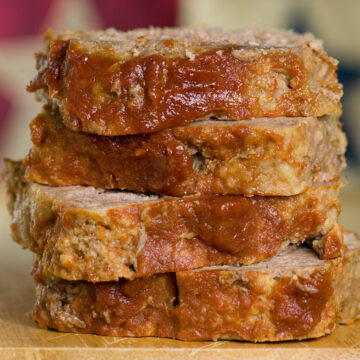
[28,38,342,135]
[176,269,333,340]
[33,230,360,342]
[24,110,346,196]
[5,160,343,282]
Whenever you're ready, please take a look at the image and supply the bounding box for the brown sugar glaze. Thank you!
[34,275,177,337]
[23,111,295,196]
[33,267,334,340]
[176,269,334,341]
[26,112,195,195]
[115,192,331,277]
[271,269,334,337]
[27,39,340,135]
[322,225,347,259]
[25,110,346,197]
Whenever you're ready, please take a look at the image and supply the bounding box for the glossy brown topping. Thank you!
[24,110,346,197]
[175,271,259,340]
[176,268,334,341]
[5,159,342,281]
[27,38,342,135]
[32,266,335,341]
[310,224,346,260]
[321,224,346,260]
[272,270,334,337]
[29,40,68,99]
[27,111,195,195]
[34,275,176,337]
[114,187,340,278]
[32,232,360,341]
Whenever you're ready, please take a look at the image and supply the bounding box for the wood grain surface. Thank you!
[1,175,360,360]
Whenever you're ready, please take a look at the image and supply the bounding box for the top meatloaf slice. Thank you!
[5,160,344,282]
[27,27,342,135]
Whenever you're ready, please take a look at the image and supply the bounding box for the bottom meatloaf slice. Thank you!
[5,160,343,282]
[33,231,360,341]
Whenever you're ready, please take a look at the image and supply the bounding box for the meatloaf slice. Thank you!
[32,231,360,341]
[25,110,346,197]
[27,27,342,135]
[5,160,343,282]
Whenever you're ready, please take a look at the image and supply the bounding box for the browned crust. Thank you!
[32,231,360,341]
[27,28,342,135]
[24,110,346,196]
[5,160,343,282]
[33,273,177,337]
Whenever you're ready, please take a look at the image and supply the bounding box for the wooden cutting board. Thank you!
[1,183,360,360]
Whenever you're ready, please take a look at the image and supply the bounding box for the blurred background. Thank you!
[0,0,359,246]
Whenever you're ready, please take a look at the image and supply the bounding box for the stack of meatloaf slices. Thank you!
[5,27,360,341]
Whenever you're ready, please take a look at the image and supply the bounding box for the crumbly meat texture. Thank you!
[27,27,342,135]
[32,231,360,342]
[33,273,177,338]
[5,160,344,282]
[25,110,346,197]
